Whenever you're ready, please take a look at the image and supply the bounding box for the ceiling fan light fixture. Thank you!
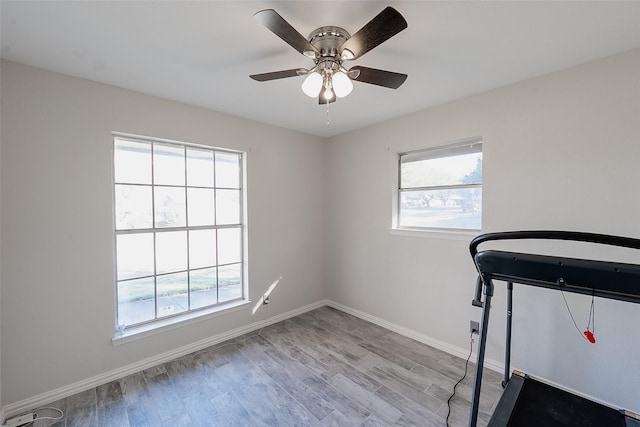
[251,8,409,104]
[332,71,353,98]
[301,71,323,97]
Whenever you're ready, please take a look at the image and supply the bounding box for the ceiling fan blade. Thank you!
[318,91,336,104]
[349,66,407,89]
[254,9,319,58]
[250,68,308,82]
[339,7,407,60]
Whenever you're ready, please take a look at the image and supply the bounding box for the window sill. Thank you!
[390,227,481,241]
[112,299,251,346]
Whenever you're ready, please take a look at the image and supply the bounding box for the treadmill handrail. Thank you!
[470,230,640,261]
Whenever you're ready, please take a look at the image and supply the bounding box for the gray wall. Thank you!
[2,48,640,415]
[325,48,640,413]
[0,60,327,404]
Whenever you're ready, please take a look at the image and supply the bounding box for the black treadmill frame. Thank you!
[467,231,640,427]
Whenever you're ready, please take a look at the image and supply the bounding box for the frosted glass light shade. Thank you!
[332,71,353,98]
[301,72,323,97]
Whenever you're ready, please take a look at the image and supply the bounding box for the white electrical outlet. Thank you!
[470,320,480,335]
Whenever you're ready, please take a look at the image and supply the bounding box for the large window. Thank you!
[398,139,482,230]
[113,135,245,330]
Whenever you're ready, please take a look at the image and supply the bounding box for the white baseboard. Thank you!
[324,301,634,414]
[3,298,503,419]
[2,299,329,419]
[325,300,504,375]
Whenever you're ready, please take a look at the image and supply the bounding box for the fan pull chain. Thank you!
[326,99,330,127]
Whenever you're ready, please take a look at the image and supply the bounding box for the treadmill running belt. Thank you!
[508,377,625,427]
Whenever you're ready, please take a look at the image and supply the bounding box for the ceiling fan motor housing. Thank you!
[307,26,351,60]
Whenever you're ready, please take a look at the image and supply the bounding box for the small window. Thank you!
[398,139,482,230]
[113,135,246,330]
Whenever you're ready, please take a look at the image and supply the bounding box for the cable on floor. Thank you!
[445,332,474,427]
[2,406,63,427]
[35,407,64,425]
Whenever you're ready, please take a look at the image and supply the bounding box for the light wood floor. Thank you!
[29,306,502,426]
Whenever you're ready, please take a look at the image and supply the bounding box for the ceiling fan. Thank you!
[249,7,408,104]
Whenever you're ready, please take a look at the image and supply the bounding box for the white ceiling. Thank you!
[2,1,640,138]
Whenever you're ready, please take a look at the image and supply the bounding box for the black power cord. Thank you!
[446,333,474,427]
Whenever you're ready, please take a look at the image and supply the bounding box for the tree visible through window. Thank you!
[398,139,482,230]
[113,136,245,329]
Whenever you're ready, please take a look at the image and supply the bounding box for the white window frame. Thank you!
[112,133,248,340]
[395,138,482,235]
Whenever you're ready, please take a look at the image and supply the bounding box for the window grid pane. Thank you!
[114,136,245,329]
[399,140,482,231]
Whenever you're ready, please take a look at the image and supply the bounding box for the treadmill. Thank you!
[468,231,640,427]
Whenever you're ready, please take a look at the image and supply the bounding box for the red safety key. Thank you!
[584,330,596,343]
